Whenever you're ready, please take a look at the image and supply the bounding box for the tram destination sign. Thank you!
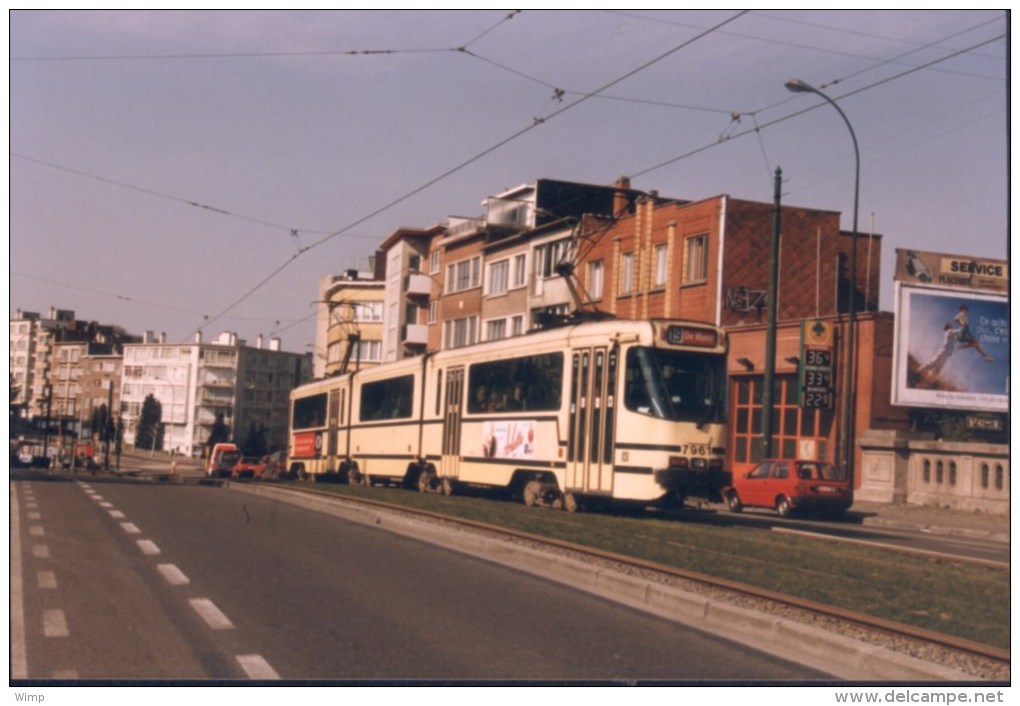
[800,319,834,409]
[664,325,718,348]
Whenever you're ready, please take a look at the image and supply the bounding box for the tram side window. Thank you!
[467,352,563,413]
[360,375,415,421]
[293,393,328,430]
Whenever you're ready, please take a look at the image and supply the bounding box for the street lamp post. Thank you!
[784,78,861,484]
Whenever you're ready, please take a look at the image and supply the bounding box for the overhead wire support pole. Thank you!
[761,167,782,460]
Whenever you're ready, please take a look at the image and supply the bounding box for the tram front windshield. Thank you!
[624,347,726,424]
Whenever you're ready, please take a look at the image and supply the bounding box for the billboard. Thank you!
[892,284,1008,412]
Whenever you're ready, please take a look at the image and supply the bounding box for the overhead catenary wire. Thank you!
[11,12,1004,343]
[192,10,751,339]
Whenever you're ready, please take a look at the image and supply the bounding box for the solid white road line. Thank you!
[236,654,280,680]
[189,598,235,630]
[157,564,191,586]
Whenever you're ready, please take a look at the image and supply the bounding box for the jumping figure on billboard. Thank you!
[954,304,994,363]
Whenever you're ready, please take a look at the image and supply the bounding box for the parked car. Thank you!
[231,455,266,480]
[723,459,852,518]
[260,450,290,481]
[207,443,240,478]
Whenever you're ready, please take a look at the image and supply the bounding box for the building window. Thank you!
[427,300,439,324]
[620,252,635,295]
[487,259,509,296]
[344,301,383,323]
[429,250,441,274]
[536,238,573,279]
[587,260,604,301]
[446,256,481,293]
[654,244,668,288]
[444,316,477,349]
[981,463,989,489]
[511,315,525,337]
[684,234,709,284]
[485,319,507,341]
[512,254,527,289]
[731,375,832,467]
[357,340,382,362]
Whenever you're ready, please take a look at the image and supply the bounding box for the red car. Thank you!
[231,455,266,480]
[723,459,852,518]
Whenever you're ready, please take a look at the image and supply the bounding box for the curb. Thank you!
[227,482,979,682]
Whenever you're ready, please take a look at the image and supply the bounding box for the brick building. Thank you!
[576,188,903,478]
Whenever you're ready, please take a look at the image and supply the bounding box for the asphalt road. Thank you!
[11,470,828,683]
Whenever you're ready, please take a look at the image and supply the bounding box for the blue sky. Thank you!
[9,10,1009,352]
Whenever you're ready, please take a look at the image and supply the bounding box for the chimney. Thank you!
[256,334,264,349]
[194,331,202,344]
[158,332,166,344]
[269,337,281,351]
[613,176,631,216]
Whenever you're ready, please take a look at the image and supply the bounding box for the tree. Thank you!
[242,421,268,456]
[135,394,163,451]
[207,411,230,450]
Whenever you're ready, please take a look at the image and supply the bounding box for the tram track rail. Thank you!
[229,480,1009,680]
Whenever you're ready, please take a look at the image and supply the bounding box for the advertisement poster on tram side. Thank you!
[481,421,536,459]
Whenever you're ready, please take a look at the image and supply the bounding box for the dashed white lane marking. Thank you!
[90,495,105,502]
[37,570,57,589]
[29,526,45,537]
[137,540,161,555]
[189,598,235,630]
[32,545,50,559]
[99,502,114,508]
[236,654,280,680]
[109,510,126,519]
[157,564,191,586]
[27,511,41,520]
[121,522,141,534]
[43,609,69,637]
[25,502,38,510]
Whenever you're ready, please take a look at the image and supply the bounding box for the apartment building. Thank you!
[315,270,387,377]
[121,332,310,458]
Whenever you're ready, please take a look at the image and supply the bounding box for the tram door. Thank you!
[566,346,617,495]
[327,389,341,472]
[440,366,464,478]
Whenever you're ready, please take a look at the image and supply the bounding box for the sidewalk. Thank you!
[851,499,1009,543]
